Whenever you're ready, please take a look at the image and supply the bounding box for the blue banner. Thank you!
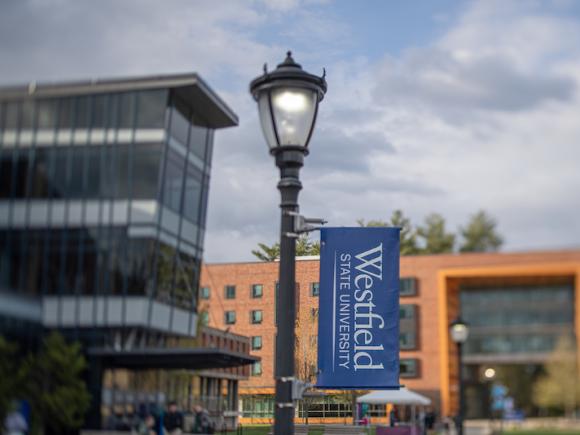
[316,227,400,389]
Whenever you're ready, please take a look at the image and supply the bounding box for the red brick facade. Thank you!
[200,250,580,417]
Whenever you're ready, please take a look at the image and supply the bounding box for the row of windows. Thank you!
[0,228,201,310]
[0,144,209,226]
[0,144,161,200]
[223,310,263,325]
[200,278,417,301]
[200,282,319,300]
[247,358,420,379]
[0,91,167,131]
[461,285,574,355]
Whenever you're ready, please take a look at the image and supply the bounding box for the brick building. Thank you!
[200,250,580,423]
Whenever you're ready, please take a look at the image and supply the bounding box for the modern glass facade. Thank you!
[0,88,215,312]
[0,74,248,429]
[461,284,574,357]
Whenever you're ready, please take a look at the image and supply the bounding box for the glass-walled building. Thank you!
[0,74,256,428]
[0,73,236,331]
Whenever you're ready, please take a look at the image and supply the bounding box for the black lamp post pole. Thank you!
[457,341,465,435]
[274,147,305,435]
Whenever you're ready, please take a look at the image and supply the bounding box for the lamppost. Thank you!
[450,317,470,435]
[250,52,327,434]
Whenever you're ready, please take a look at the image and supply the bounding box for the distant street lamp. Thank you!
[484,367,496,380]
[250,52,327,435]
[450,317,470,435]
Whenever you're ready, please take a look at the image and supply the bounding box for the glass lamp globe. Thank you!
[250,51,327,152]
[450,317,470,344]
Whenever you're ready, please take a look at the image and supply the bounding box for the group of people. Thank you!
[105,401,214,435]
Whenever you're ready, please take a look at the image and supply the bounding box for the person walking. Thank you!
[163,402,183,435]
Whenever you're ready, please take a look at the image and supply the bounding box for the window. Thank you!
[400,304,416,319]
[400,359,419,378]
[251,361,262,376]
[311,308,319,319]
[311,282,320,296]
[400,304,418,350]
[200,287,210,299]
[225,285,236,299]
[162,151,185,212]
[251,336,262,350]
[400,332,417,350]
[251,310,263,324]
[400,277,418,296]
[169,103,190,146]
[224,311,236,325]
[183,163,203,223]
[251,284,263,298]
[200,311,209,326]
[137,90,167,128]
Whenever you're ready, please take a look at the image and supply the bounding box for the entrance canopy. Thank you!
[357,388,431,406]
[89,347,259,370]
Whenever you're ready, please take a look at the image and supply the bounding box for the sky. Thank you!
[1,0,580,262]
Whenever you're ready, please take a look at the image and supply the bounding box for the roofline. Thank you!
[203,247,580,267]
[0,72,238,128]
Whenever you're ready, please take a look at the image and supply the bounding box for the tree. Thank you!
[417,213,455,254]
[358,210,420,255]
[24,332,91,434]
[252,242,280,261]
[251,235,320,261]
[459,210,503,253]
[533,335,580,416]
[0,336,23,426]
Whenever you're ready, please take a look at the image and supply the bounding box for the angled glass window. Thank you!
[225,285,236,299]
[188,117,208,161]
[0,152,13,198]
[169,102,190,146]
[162,150,185,212]
[37,99,58,129]
[224,311,236,325]
[174,252,199,310]
[126,238,156,296]
[251,336,262,350]
[251,284,263,299]
[156,244,176,304]
[137,90,167,129]
[133,144,162,199]
[183,162,203,223]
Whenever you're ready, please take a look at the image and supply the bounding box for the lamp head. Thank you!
[250,51,327,153]
[450,317,470,344]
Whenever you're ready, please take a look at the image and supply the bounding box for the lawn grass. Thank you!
[236,425,376,435]
[506,430,580,435]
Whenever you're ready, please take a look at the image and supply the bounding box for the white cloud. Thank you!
[1,0,579,262]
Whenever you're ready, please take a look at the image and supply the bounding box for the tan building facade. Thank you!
[200,250,580,423]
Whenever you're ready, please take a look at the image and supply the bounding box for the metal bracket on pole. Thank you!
[284,211,327,234]
[291,379,313,400]
[276,377,312,400]
[276,402,295,408]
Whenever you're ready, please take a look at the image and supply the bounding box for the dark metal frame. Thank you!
[450,317,469,435]
[250,52,327,435]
